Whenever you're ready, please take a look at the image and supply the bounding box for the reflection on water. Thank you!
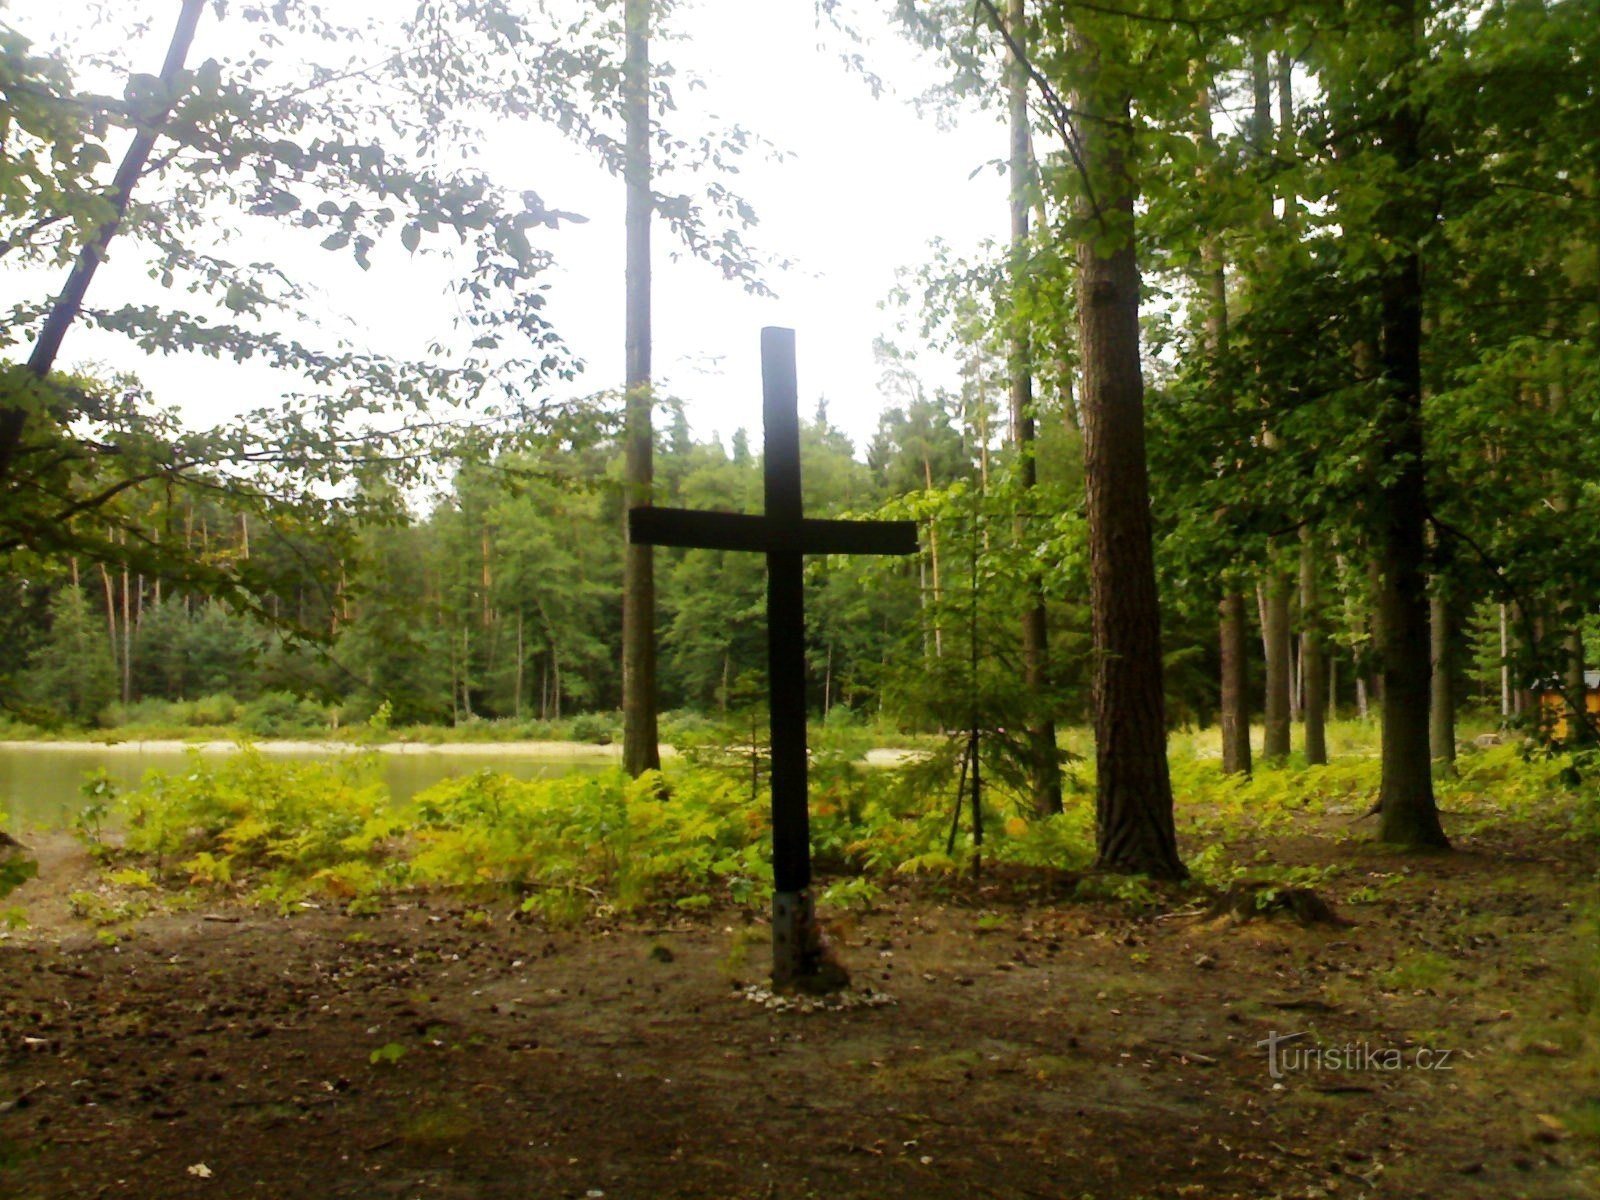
[0,745,613,831]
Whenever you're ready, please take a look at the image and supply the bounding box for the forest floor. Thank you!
[2,807,1597,1200]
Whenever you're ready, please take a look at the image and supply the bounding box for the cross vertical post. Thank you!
[761,327,817,987]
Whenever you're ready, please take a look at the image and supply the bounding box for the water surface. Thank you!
[0,742,617,830]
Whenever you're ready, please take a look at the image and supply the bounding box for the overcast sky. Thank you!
[8,0,1012,455]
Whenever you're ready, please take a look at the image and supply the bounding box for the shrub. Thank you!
[567,712,619,745]
[189,693,241,727]
[238,692,328,738]
[102,749,405,911]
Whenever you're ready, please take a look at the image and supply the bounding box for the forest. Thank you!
[1,1,1598,1198]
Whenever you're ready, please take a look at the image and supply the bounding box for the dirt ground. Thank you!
[2,814,1597,1200]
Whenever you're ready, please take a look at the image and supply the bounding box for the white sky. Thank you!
[6,0,1013,456]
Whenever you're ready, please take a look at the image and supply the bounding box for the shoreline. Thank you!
[0,739,924,766]
[0,738,660,760]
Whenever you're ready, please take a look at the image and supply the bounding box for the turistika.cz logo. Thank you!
[1256,1030,1456,1080]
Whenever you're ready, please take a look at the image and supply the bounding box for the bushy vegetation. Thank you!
[63,731,1600,926]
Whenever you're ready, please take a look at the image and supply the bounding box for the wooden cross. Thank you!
[629,327,918,991]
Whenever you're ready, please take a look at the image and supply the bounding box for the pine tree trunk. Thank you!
[99,561,119,709]
[621,0,661,777]
[1564,628,1590,745]
[1008,0,1062,817]
[120,562,132,706]
[514,610,524,720]
[1072,60,1183,880]
[1262,567,1292,760]
[1373,0,1447,849]
[1429,590,1456,768]
[1219,592,1252,775]
[924,457,944,659]
[1300,531,1328,764]
[1499,603,1512,719]
[1193,77,1251,780]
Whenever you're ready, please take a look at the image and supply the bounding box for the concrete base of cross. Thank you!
[770,889,850,994]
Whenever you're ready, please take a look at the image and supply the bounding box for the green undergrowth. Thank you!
[72,749,1099,921]
[1171,738,1600,837]
[62,735,1598,927]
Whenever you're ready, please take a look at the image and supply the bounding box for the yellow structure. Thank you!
[1539,670,1600,742]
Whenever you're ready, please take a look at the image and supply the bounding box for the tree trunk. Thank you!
[1300,530,1327,765]
[1499,603,1512,719]
[924,457,944,659]
[1008,0,1063,817]
[1193,77,1251,779]
[514,609,525,720]
[1219,592,1252,775]
[823,644,833,718]
[1430,589,1456,768]
[1564,628,1590,745]
[1071,59,1183,879]
[99,561,119,707]
[1373,0,1447,849]
[1262,568,1292,760]
[120,561,132,706]
[620,0,661,777]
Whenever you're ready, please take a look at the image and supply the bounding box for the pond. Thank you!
[0,742,622,831]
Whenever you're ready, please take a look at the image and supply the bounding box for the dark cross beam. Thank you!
[629,327,917,991]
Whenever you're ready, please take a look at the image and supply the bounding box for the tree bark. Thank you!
[1300,529,1328,765]
[1072,60,1183,879]
[1564,627,1590,745]
[514,609,524,720]
[1498,603,1512,719]
[1007,0,1063,817]
[1262,568,1292,760]
[621,0,661,777]
[1,0,207,486]
[1373,0,1447,849]
[1219,592,1252,775]
[924,457,944,659]
[1193,77,1251,779]
[1430,588,1456,768]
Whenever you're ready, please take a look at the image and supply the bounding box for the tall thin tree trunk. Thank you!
[1300,529,1328,765]
[1564,628,1589,745]
[1008,0,1063,816]
[514,609,525,720]
[99,561,118,709]
[1373,0,1447,849]
[1430,588,1456,768]
[925,457,944,659]
[120,559,132,705]
[1220,592,1252,775]
[1194,75,1251,779]
[552,641,562,722]
[1499,603,1512,719]
[1262,568,1292,760]
[620,0,661,777]
[1290,636,1302,725]
[1071,49,1183,879]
